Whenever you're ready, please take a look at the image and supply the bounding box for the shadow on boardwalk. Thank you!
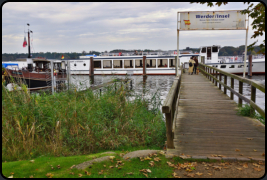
[168,73,265,159]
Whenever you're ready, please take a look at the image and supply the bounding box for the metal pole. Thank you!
[67,61,70,90]
[177,12,180,77]
[51,61,54,94]
[243,16,249,77]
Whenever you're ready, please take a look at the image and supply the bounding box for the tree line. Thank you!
[2,45,263,61]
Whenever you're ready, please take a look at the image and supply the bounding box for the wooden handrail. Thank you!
[199,62,265,118]
[162,65,183,149]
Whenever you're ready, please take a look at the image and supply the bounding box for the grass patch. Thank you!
[2,77,166,162]
[237,104,265,125]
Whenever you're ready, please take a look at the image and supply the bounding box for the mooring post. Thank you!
[89,57,94,84]
[219,73,222,90]
[248,55,252,78]
[212,69,215,84]
[215,70,218,87]
[143,56,146,76]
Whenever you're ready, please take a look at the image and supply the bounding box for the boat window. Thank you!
[74,63,77,66]
[201,47,206,53]
[157,59,168,68]
[238,65,244,68]
[229,65,235,68]
[83,63,86,66]
[169,59,175,67]
[212,46,218,52]
[135,59,142,68]
[94,61,101,69]
[220,65,226,68]
[103,60,112,68]
[146,59,156,68]
[246,64,253,67]
[124,60,133,68]
[113,60,122,68]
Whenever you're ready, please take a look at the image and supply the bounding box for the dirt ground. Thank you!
[173,160,265,178]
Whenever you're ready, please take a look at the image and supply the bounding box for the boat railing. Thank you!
[198,62,265,119]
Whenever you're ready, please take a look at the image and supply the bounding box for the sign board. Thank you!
[178,10,246,30]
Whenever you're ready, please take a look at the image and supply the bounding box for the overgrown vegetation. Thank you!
[2,79,166,162]
[237,104,265,125]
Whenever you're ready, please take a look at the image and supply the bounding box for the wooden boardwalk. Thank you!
[168,73,265,159]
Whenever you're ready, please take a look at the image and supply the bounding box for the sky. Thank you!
[2,2,265,54]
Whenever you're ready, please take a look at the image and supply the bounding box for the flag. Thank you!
[118,52,122,56]
[61,55,64,59]
[174,51,177,54]
[23,36,27,47]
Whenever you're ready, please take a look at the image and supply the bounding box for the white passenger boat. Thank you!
[67,45,264,75]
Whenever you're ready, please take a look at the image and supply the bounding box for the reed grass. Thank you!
[2,77,166,162]
[237,104,265,125]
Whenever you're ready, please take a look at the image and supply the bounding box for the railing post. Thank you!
[212,69,215,84]
[239,81,243,107]
[224,75,227,94]
[230,78,234,100]
[166,112,174,149]
[219,73,222,90]
[250,86,256,115]
[215,70,217,87]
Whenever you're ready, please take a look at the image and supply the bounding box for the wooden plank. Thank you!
[170,72,265,159]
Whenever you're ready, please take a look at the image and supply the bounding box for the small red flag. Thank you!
[23,36,27,47]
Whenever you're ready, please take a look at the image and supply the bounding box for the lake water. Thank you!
[70,74,265,112]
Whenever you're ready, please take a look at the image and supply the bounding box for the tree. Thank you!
[191,2,265,54]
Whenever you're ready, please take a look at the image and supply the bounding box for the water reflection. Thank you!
[69,74,265,112]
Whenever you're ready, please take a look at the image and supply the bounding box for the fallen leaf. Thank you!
[247,138,253,140]
[143,173,148,177]
[10,173,14,175]
[45,173,54,178]
[125,157,130,160]
[103,165,106,168]
[186,168,192,172]
[254,167,262,172]
[206,167,209,170]
[254,149,257,152]
[208,173,212,176]
[195,172,203,176]
[235,149,240,152]
[118,167,122,170]
[30,160,34,163]
[243,163,248,168]
[159,151,165,155]
[109,156,115,160]
[240,154,243,156]
[223,167,229,169]
[70,165,75,169]
[146,169,152,173]
[144,156,152,160]
[236,167,242,171]
[98,170,104,175]
[154,157,161,162]
[187,173,195,177]
[258,161,264,165]
[149,161,155,167]
[69,172,74,175]
[262,153,265,156]
[109,166,114,168]
[253,163,260,168]
[29,175,34,178]
[126,172,133,175]
[78,173,83,177]
[8,175,13,178]
[212,166,222,171]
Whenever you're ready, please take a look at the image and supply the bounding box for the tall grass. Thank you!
[2,78,166,162]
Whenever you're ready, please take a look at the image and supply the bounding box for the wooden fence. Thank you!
[162,66,183,149]
[198,63,265,118]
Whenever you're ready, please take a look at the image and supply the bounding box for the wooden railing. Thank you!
[162,66,183,149]
[199,63,265,118]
